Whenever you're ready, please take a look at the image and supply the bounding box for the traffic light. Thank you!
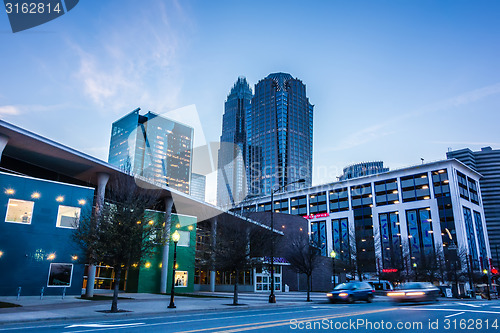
[492,268,499,275]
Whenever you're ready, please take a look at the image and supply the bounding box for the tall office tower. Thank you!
[217,77,253,207]
[108,108,193,194]
[339,161,389,181]
[190,173,206,202]
[447,147,500,267]
[246,72,313,197]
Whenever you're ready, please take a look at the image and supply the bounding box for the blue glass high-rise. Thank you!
[246,73,313,197]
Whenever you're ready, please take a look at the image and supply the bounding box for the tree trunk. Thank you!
[111,267,121,313]
[306,274,311,302]
[233,270,239,305]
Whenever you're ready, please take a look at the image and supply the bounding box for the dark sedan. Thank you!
[326,282,374,303]
[388,282,440,303]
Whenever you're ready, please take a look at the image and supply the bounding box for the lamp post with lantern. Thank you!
[168,230,181,309]
[330,250,337,288]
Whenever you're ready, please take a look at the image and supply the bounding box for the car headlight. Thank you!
[387,292,405,297]
[339,293,348,297]
[406,292,425,296]
[326,293,333,297]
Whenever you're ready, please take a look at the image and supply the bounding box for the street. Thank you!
[1,298,499,332]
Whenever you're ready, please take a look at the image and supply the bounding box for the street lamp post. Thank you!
[483,269,491,301]
[168,230,180,309]
[269,178,305,304]
[330,250,337,288]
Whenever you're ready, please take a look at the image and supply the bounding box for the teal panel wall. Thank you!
[0,172,94,296]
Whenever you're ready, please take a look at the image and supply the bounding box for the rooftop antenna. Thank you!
[421,158,424,164]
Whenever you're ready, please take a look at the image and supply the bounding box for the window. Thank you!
[400,173,430,203]
[379,212,402,269]
[329,187,349,212]
[375,179,399,206]
[468,178,479,205]
[56,206,81,229]
[406,208,434,266]
[47,263,73,287]
[463,207,478,270]
[310,220,327,256]
[457,171,469,200]
[331,218,350,262]
[5,199,34,224]
[177,230,190,247]
[174,271,188,287]
[474,211,487,268]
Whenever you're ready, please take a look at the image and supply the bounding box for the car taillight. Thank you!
[372,290,375,293]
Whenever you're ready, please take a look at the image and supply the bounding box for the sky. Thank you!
[1,0,500,204]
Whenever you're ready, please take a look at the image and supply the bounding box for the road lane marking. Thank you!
[66,323,145,328]
[445,312,465,318]
[175,308,395,333]
[457,302,481,308]
[63,307,347,333]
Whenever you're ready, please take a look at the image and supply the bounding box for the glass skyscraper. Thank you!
[217,73,313,207]
[246,72,313,197]
[108,108,193,194]
[217,77,253,207]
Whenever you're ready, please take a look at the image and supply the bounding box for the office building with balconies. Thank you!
[232,159,491,285]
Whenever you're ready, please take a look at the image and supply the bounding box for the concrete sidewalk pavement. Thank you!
[0,292,310,325]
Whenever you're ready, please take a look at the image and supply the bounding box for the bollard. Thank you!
[62,287,66,299]
[40,287,44,300]
[16,287,21,301]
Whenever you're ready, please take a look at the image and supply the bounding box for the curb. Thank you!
[0,301,304,326]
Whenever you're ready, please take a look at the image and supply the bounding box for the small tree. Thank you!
[212,218,269,305]
[73,175,162,312]
[284,233,321,302]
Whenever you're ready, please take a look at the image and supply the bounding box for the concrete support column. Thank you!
[160,197,174,294]
[210,217,217,292]
[0,134,9,163]
[85,172,110,298]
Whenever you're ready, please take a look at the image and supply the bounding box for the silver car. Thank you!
[388,282,440,303]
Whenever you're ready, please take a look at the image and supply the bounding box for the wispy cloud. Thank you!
[323,123,397,152]
[0,105,21,116]
[70,0,190,114]
[323,82,500,152]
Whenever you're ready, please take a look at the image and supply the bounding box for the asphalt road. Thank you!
[1,300,500,332]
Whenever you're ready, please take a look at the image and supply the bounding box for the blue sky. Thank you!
[1,0,500,204]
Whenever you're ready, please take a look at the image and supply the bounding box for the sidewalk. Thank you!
[0,292,311,325]
[0,291,494,325]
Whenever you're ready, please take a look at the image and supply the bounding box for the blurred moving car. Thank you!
[326,282,374,303]
[387,282,440,303]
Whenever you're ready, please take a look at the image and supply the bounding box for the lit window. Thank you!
[5,199,34,224]
[56,206,81,229]
[174,271,188,287]
[47,263,73,287]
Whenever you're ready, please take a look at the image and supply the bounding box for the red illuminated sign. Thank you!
[492,268,498,274]
[382,268,398,273]
[303,213,330,219]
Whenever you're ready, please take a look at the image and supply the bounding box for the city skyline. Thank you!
[1,0,500,204]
